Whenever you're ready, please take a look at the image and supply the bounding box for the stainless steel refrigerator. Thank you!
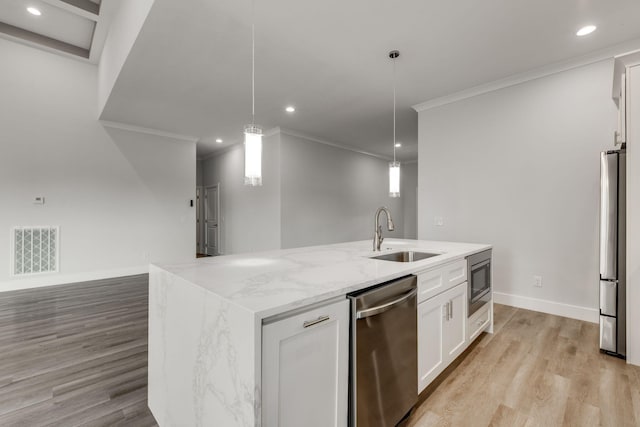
[600,149,626,358]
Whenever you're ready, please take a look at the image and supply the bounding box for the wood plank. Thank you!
[3,278,640,426]
[0,275,157,426]
[407,305,640,427]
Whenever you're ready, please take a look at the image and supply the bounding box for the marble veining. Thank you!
[149,267,259,426]
[154,239,491,320]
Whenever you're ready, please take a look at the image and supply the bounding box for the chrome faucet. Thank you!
[373,206,395,251]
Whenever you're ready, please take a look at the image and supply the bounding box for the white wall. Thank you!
[627,64,640,364]
[417,60,616,321]
[196,158,203,186]
[199,130,417,253]
[0,38,195,290]
[279,132,406,249]
[98,0,155,114]
[402,162,418,239]
[200,134,281,254]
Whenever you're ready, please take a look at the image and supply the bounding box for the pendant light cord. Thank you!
[392,56,396,163]
[251,0,256,126]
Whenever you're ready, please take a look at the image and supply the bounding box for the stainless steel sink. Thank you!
[370,251,440,262]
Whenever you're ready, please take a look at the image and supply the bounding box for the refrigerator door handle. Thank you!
[599,280,617,317]
[600,152,618,280]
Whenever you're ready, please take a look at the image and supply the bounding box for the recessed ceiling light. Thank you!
[576,25,596,36]
[27,7,41,16]
[285,106,296,113]
[395,142,402,148]
[215,138,223,143]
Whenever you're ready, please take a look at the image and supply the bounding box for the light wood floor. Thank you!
[0,275,157,426]
[2,278,639,427]
[406,304,640,427]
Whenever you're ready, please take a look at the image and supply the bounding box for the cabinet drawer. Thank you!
[467,302,491,342]
[417,259,467,303]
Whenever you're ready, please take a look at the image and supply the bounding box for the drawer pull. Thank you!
[303,315,330,328]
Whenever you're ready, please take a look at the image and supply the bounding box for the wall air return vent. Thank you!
[11,226,59,276]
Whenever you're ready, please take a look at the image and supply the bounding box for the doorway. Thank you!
[204,184,220,256]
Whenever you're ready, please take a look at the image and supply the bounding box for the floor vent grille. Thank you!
[12,226,59,276]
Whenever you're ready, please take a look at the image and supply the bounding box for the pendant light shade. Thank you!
[389,50,401,198]
[244,0,262,186]
[389,161,400,197]
[244,124,263,186]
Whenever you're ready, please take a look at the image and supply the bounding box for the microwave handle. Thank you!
[471,259,490,271]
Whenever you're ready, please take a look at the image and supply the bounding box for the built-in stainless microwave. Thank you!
[467,249,492,317]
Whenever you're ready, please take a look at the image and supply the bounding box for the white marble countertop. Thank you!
[153,239,491,319]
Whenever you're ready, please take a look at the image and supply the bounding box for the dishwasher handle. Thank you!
[356,289,417,319]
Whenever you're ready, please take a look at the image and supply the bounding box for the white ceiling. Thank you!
[100,0,640,160]
[0,0,95,49]
[0,0,114,61]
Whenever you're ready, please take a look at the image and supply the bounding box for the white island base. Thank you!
[148,239,492,426]
[149,269,260,426]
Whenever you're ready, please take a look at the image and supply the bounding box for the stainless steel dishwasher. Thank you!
[348,275,417,427]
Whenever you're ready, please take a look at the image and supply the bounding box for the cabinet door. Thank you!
[262,299,349,427]
[443,282,468,364]
[417,293,447,393]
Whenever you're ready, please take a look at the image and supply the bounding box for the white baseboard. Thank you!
[0,265,149,292]
[493,291,598,324]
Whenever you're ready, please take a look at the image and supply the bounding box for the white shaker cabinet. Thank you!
[262,299,349,427]
[417,281,468,392]
[613,50,640,146]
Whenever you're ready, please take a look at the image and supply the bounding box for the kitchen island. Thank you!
[148,239,491,426]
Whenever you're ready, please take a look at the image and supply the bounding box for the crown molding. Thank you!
[277,127,394,162]
[197,126,281,161]
[197,143,240,162]
[198,127,417,163]
[263,126,281,138]
[100,120,199,143]
[413,37,640,113]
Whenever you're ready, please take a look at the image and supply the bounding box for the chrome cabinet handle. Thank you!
[450,301,453,319]
[303,315,330,328]
[356,289,417,319]
[444,301,451,321]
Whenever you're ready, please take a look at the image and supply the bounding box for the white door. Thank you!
[204,185,219,256]
[196,187,202,253]
[262,299,349,427]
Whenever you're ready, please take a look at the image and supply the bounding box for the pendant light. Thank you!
[389,50,401,198]
[244,0,262,186]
